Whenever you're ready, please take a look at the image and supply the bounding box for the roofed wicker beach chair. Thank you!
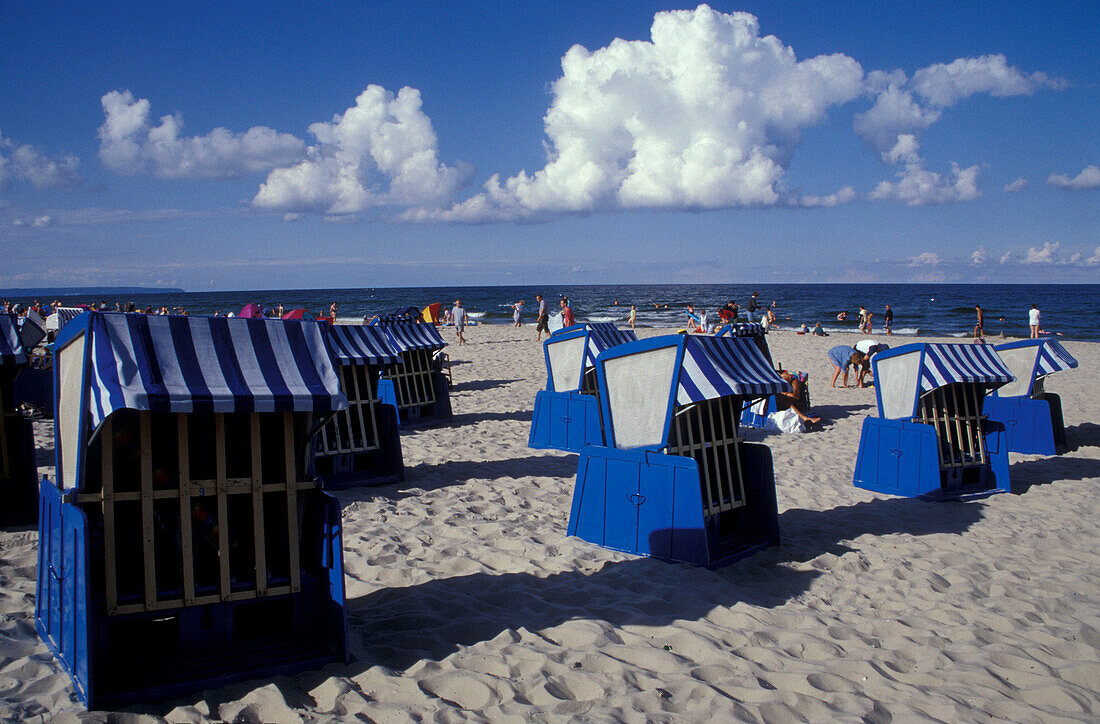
[371,314,452,426]
[315,323,404,487]
[0,312,38,524]
[853,342,1014,499]
[984,338,1078,455]
[567,334,788,567]
[529,322,637,453]
[36,312,349,708]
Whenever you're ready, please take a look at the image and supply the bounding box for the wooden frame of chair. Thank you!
[668,394,747,523]
[318,364,381,456]
[77,410,312,617]
[915,382,988,470]
[383,349,438,409]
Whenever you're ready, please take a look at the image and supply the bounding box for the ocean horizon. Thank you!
[7,282,1098,342]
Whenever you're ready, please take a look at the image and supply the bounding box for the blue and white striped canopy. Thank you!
[715,322,765,338]
[587,323,637,366]
[677,336,788,404]
[586,322,637,351]
[56,307,84,329]
[85,313,346,431]
[325,324,399,366]
[918,343,1014,393]
[1035,339,1078,376]
[375,319,447,353]
[0,313,27,366]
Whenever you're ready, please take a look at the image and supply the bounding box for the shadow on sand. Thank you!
[340,494,984,671]
[1064,422,1100,453]
[1010,456,1100,493]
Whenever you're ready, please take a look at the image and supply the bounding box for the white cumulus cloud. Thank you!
[869,136,981,206]
[798,186,856,208]
[908,251,944,265]
[253,85,470,215]
[1047,165,1100,190]
[424,5,863,221]
[98,90,306,179]
[1003,177,1027,193]
[971,246,989,264]
[853,87,940,154]
[911,54,1066,108]
[854,55,1063,201]
[0,133,81,190]
[1024,241,1059,264]
[1087,247,1100,265]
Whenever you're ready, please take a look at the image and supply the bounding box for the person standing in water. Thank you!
[973,305,985,341]
[884,304,893,336]
[627,305,636,330]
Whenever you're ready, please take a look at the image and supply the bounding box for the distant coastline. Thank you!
[0,286,185,296]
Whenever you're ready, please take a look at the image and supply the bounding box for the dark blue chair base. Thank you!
[853,417,1011,499]
[36,478,348,709]
[528,390,603,453]
[568,443,780,568]
[984,393,1066,456]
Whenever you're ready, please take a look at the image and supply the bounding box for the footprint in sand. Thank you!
[419,673,499,710]
[543,674,604,702]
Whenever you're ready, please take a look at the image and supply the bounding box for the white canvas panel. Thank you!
[877,350,922,420]
[996,346,1039,397]
[548,336,585,392]
[604,346,677,449]
[57,333,86,490]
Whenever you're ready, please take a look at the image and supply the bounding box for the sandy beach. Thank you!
[2,324,1098,722]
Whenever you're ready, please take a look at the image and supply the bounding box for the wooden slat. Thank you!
[140,413,157,610]
[112,584,297,615]
[363,367,381,451]
[283,413,301,593]
[215,413,231,601]
[971,385,988,464]
[179,417,195,606]
[77,479,318,504]
[349,366,365,450]
[250,413,267,596]
[101,417,118,614]
[949,385,967,465]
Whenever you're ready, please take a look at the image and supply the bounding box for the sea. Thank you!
[9,283,1100,341]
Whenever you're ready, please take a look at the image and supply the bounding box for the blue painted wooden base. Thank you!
[567,443,780,568]
[36,478,348,709]
[984,393,1066,456]
[853,417,1011,499]
[528,390,603,452]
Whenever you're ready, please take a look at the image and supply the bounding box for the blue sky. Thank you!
[1,1,1097,290]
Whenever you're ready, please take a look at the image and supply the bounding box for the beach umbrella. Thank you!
[282,308,314,320]
[239,303,263,319]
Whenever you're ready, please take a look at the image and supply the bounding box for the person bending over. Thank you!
[828,345,868,388]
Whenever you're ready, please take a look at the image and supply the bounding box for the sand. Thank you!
[2,324,1098,722]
